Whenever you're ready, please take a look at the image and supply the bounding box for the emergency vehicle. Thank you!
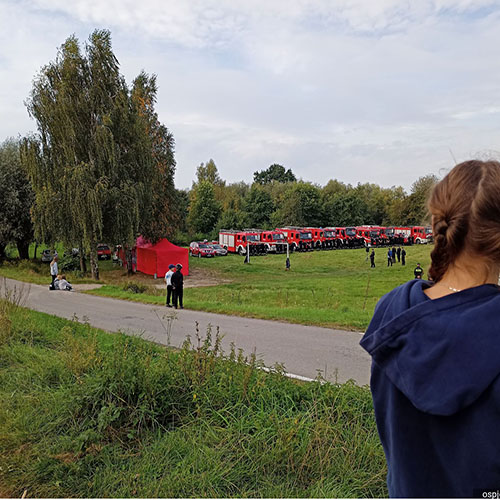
[277,227,314,251]
[219,230,267,255]
[260,230,288,253]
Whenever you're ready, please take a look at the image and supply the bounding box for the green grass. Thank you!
[0,294,387,498]
[89,246,433,330]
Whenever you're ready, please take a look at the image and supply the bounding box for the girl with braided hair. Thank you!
[361,160,500,497]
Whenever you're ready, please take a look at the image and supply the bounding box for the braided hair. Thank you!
[428,160,500,282]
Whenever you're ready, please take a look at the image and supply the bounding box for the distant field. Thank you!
[89,245,433,330]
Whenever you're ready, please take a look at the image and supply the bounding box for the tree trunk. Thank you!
[79,244,87,273]
[125,245,134,275]
[89,241,99,280]
[0,243,6,263]
[16,240,30,260]
[34,242,38,261]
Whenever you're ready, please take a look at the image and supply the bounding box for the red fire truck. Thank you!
[305,228,325,250]
[260,230,287,253]
[219,230,267,255]
[336,227,364,247]
[322,228,338,249]
[411,226,433,244]
[355,226,385,247]
[277,227,313,251]
[382,227,405,245]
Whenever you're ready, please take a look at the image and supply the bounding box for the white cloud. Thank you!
[2,0,500,190]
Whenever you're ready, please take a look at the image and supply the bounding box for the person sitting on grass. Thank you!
[361,160,500,498]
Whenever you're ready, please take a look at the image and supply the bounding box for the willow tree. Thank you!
[22,30,158,279]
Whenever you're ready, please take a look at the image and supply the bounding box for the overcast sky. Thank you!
[1,0,500,190]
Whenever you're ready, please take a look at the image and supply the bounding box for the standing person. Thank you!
[396,247,401,263]
[50,254,58,288]
[413,262,424,279]
[391,246,397,264]
[360,160,500,497]
[164,264,175,307]
[365,246,370,262]
[285,256,290,271]
[370,249,375,268]
[387,248,392,267]
[171,263,184,309]
[401,248,406,266]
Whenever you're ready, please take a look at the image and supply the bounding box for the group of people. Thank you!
[164,263,184,309]
[367,245,407,268]
[49,254,72,291]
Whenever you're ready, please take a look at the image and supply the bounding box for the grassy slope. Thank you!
[0,300,387,498]
[90,246,433,330]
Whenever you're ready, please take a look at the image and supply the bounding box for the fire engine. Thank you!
[277,227,313,251]
[411,226,433,244]
[305,228,326,250]
[219,230,267,255]
[382,227,405,245]
[322,228,338,249]
[335,227,364,247]
[260,230,288,253]
[356,226,385,247]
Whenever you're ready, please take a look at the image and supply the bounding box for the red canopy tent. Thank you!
[135,237,189,278]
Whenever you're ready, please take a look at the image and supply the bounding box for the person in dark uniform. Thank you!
[413,262,423,279]
[401,248,406,266]
[370,249,375,268]
[387,248,393,267]
[285,256,290,271]
[392,247,397,264]
[396,247,401,263]
[171,263,184,309]
[366,246,370,262]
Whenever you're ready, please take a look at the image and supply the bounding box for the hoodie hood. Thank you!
[360,280,500,416]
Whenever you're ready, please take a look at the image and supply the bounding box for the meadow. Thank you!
[90,245,433,330]
[0,244,433,330]
[0,291,387,498]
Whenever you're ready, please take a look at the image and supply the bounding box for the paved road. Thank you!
[1,278,371,385]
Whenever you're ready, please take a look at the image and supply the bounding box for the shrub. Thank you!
[121,281,147,294]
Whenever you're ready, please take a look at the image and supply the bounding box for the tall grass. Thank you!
[0,295,387,498]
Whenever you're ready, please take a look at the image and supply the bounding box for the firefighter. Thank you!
[392,246,397,264]
[171,263,184,309]
[370,249,375,268]
[397,247,401,263]
[414,263,424,279]
[387,248,393,267]
[285,256,290,271]
[401,248,406,266]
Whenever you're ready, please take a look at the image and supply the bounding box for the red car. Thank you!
[189,241,216,258]
[97,244,111,260]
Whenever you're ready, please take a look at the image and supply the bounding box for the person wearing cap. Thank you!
[164,264,175,307]
[171,263,184,309]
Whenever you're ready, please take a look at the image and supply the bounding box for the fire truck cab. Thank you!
[277,227,313,252]
[260,230,287,253]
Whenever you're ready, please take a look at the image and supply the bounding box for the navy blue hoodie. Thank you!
[360,279,500,498]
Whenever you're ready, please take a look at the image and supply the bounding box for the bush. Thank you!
[58,253,81,272]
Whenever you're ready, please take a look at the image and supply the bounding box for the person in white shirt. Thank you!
[50,255,58,287]
[164,264,175,307]
[57,274,72,291]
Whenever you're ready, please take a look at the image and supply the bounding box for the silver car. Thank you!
[209,243,228,256]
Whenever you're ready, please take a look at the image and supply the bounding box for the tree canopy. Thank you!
[253,164,296,185]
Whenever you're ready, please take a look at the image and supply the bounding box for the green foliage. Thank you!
[121,281,148,294]
[58,253,81,273]
[188,181,222,234]
[273,182,323,227]
[254,163,296,184]
[21,30,174,279]
[0,139,34,260]
[0,305,387,497]
[405,174,438,225]
[243,185,275,228]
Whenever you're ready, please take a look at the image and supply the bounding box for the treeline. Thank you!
[176,160,438,243]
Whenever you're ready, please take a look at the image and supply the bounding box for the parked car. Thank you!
[189,241,216,258]
[209,242,228,256]
[97,244,112,260]
[41,249,53,263]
